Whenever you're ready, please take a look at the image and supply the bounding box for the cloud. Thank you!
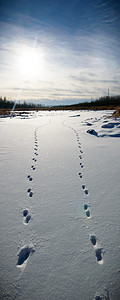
[96,0,120,30]
[0,17,120,104]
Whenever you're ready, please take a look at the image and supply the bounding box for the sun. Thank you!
[18,47,44,80]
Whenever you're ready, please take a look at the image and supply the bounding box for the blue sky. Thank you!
[0,0,120,105]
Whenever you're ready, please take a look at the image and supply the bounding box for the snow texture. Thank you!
[0,110,120,299]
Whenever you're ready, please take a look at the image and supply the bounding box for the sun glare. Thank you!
[18,47,44,80]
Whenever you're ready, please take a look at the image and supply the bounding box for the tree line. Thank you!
[0,95,120,110]
[76,95,120,108]
[0,97,43,109]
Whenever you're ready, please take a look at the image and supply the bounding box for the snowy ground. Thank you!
[0,110,120,300]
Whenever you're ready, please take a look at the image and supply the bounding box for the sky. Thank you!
[0,0,120,105]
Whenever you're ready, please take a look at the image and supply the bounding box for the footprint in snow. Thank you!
[80,150,83,153]
[90,235,97,246]
[31,165,36,170]
[27,175,33,181]
[31,157,36,162]
[86,210,91,217]
[82,184,85,189]
[84,189,89,195]
[23,209,29,217]
[79,155,82,159]
[32,158,37,162]
[84,204,88,210]
[25,214,31,224]
[78,172,82,178]
[27,188,33,197]
[95,248,103,264]
[80,163,83,168]
[29,191,33,197]
[16,244,35,267]
[91,238,104,265]
[84,204,91,218]
[23,209,31,224]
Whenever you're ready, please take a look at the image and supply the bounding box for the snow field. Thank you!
[0,110,120,299]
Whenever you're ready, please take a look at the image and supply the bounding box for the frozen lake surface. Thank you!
[0,110,120,300]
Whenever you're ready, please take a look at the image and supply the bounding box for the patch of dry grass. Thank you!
[112,107,120,118]
[0,109,10,116]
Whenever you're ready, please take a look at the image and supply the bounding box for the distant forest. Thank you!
[0,95,120,111]
[65,95,120,110]
[0,97,42,109]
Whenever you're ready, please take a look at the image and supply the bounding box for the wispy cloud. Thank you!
[96,0,120,28]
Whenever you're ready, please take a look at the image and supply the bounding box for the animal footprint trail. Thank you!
[18,128,38,265]
[26,130,39,200]
[17,120,52,269]
[27,128,39,200]
[76,131,103,263]
[62,120,104,265]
